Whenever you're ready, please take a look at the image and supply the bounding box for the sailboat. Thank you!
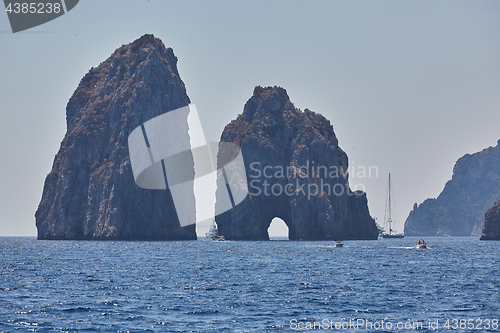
[381,173,404,238]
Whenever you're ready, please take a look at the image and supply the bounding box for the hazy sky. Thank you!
[1,0,499,237]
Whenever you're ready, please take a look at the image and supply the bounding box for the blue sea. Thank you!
[0,236,499,332]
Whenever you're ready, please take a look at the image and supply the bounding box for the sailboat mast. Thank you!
[388,173,392,234]
[382,173,404,238]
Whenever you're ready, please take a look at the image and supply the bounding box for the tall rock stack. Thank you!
[215,86,378,240]
[36,34,196,240]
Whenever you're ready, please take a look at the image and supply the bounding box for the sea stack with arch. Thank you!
[215,86,378,240]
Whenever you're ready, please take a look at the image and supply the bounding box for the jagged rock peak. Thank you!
[36,35,195,240]
[222,86,340,151]
[66,34,188,133]
[107,33,180,72]
[79,33,180,91]
[106,34,178,70]
[247,85,294,113]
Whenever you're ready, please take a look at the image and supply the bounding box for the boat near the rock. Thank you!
[415,240,428,249]
[213,235,226,241]
[207,221,227,241]
[382,232,404,239]
[334,240,344,247]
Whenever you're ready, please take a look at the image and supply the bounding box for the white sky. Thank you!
[1,0,499,237]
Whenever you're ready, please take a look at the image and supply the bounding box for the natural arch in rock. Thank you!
[215,86,378,241]
[268,217,291,240]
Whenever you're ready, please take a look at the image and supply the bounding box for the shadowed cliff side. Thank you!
[215,86,378,240]
[404,140,500,236]
[36,34,196,240]
[481,200,500,240]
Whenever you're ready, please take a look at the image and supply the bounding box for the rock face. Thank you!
[215,86,378,240]
[404,140,500,236]
[36,34,196,240]
[481,200,500,240]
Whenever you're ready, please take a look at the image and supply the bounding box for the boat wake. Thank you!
[387,246,430,250]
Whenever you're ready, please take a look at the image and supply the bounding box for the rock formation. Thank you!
[215,86,378,240]
[404,140,500,236]
[480,200,500,240]
[36,34,196,240]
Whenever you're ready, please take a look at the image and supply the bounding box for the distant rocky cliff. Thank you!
[481,200,500,240]
[404,140,500,236]
[36,34,196,240]
[215,86,378,240]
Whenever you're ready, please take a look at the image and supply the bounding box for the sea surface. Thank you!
[0,236,499,332]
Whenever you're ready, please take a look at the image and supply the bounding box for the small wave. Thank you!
[125,315,143,321]
[387,246,414,249]
[442,307,476,312]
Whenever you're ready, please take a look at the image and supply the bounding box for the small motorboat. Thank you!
[415,240,427,249]
[382,232,405,239]
[334,240,344,247]
[213,235,226,242]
